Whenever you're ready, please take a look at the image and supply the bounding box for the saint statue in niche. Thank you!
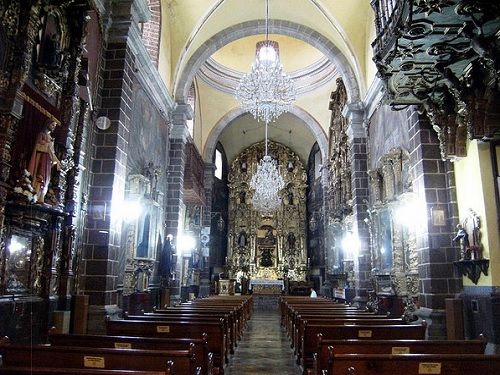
[38,14,62,68]
[28,119,61,203]
[237,231,247,247]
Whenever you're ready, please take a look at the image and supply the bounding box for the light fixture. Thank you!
[238,0,291,214]
[250,124,285,214]
[235,0,296,124]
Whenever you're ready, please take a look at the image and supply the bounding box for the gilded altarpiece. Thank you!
[325,78,353,288]
[366,149,419,319]
[227,141,307,281]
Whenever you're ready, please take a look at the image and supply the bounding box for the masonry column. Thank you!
[407,108,462,339]
[80,0,150,333]
[344,102,370,305]
[200,163,216,297]
[165,104,192,302]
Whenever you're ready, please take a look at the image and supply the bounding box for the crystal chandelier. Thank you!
[235,0,296,124]
[250,123,285,215]
[237,0,292,214]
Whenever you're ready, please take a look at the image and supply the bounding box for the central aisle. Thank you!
[225,309,302,375]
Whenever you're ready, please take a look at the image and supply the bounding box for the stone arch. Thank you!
[202,105,328,164]
[142,0,161,67]
[175,20,361,104]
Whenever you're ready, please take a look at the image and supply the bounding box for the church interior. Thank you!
[1,0,500,373]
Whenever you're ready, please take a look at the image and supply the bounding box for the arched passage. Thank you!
[202,105,328,164]
[174,20,361,105]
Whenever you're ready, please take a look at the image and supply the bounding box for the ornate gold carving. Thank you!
[2,2,20,36]
[227,141,307,281]
[327,78,351,219]
[31,236,45,295]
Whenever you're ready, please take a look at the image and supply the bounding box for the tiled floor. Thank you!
[225,310,302,375]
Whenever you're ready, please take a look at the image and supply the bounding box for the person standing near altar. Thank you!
[28,119,61,203]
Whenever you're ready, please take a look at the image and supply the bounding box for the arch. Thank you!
[175,20,361,105]
[202,105,328,165]
[142,0,161,67]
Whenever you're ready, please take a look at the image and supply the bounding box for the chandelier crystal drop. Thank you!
[235,0,296,123]
[250,154,285,215]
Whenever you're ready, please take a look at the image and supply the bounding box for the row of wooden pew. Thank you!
[0,295,253,375]
[280,296,500,375]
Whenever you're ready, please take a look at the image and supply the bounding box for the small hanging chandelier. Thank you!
[235,0,296,124]
[250,123,285,215]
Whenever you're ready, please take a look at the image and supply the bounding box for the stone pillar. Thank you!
[80,0,149,333]
[200,163,216,297]
[165,104,192,301]
[406,108,462,339]
[344,102,370,305]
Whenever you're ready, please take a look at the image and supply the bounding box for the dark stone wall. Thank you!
[368,104,410,167]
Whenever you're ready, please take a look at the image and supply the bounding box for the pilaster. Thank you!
[344,102,370,304]
[406,107,462,339]
[165,104,192,299]
[80,0,139,331]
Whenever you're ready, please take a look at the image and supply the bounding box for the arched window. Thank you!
[186,83,196,138]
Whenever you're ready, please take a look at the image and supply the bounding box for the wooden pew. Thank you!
[300,322,427,371]
[145,310,237,351]
[312,337,487,375]
[283,303,360,329]
[127,313,234,356]
[323,350,500,375]
[0,367,171,375]
[293,317,404,357]
[289,313,393,348]
[0,339,196,374]
[106,318,227,373]
[48,329,215,375]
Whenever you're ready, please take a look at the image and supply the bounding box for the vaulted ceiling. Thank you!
[157,0,376,164]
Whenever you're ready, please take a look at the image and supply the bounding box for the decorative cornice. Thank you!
[343,101,367,140]
[126,18,175,120]
[363,77,385,120]
[198,56,338,96]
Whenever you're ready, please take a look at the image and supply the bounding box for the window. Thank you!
[215,149,222,179]
[186,84,195,138]
[314,150,322,180]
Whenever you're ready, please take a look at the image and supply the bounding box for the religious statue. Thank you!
[453,209,482,260]
[237,231,247,247]
[28,120,61,204]
[453,224,469,260]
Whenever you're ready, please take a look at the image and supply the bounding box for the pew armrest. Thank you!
[312,352,318,375]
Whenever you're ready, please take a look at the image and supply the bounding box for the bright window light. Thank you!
[177,234,196,255]
[215,150,222,179]
[342,232,360,260]
[112,199,143,223]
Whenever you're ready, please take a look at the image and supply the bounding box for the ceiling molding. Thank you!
[197,56,338,96]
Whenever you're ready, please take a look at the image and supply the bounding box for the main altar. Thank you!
[225,141,309,286]
[249,279,284,295]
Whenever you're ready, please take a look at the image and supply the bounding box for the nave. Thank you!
[225,310,301,375]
